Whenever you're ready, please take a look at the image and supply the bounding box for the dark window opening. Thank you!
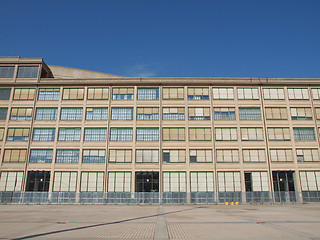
[135,172,159,192]
[245,172,252,192]
[26,171,50,192]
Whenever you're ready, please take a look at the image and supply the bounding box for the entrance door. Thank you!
[135,172,159,192]
[272,171,296,202]
[26,171,50,192]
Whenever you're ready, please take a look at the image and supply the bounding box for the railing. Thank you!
[0,191,317,205]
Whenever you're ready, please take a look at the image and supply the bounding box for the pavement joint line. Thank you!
[154,205,169,240]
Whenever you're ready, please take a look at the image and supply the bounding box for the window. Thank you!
[17,66,38,78]
[288,88,309,100]
[137,87,159,100]
[163,149,185,163]
[111,107,133,120]
[265,107,287,120]
[241,128,264,141]
[56,149,79,163]
[162,87,184,100]
[237,88,259,100]
[112,87,134,100]
[58,128,81,141]
[290,107,312,120]
[35,108,57,120]
[84,128,107,141]
[216,149,239,162]
[188,87,209,100]
[263,88,285,100]
[7,128,29,141]
[13,88,35,100]
[245,172,269,192]
[311,88,320,100]
[62,88,84,100]
[0,88,11,100]
[0,67,14,78]
[108,172,131,192]
[163,172,186,192]
[212,88,234,99]
[3,149,27,162]
[213,107,236,120]
[296,149,320,162]
[190,172,214,192]
[60,108,83,120]
[29,149,53,163]
[10,107,32,120]
[162,128,185,141]
[136,128,159,141]
[267,128,290,141]
[82,149,106,163]
[53,172,77,191]
[189,149,212,163]
[189,128,211,141]
[0,108,8,120]
[300,171,320,191]
[162,107,184,120]
[0,172,23,191]
[217,172,241,192]
[136,149,159,163]
[239,107,261,120]
[188,107,210,120]
[33,128,55,141]
[0,128,4,141]
[270,149,293,162]
[137,107,159,120]
[38,88,60,100]
[293,128,316,141]
[315,108,320,119]
[109,149,132,163]
[110,128,133,141]
[87,87,109,100]
[85,107,108,120]
[243,149,266,162]
[81,172,104,192]
[215,128,237,141]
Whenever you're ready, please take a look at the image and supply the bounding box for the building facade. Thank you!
[0,56,320,204]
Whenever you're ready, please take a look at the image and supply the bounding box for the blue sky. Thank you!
[1,0,320,78]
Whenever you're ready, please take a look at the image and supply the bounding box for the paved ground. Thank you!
[0,204,320,240]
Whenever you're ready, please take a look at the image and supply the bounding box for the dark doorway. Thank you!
[26,171,50,192]
[135,172,159,192]
[272,171,296,202]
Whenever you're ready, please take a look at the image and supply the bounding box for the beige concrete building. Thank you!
[0,56,320,204]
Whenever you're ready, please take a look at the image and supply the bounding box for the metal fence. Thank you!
[1,191,318,205]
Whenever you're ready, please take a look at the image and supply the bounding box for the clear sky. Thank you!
[1,0,320,78]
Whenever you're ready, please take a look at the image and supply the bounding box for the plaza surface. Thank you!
[0,204,320,240]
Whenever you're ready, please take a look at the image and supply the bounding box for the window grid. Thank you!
[17,66,38,78]
[163,172,186,192]
[56,150,79,163]
[3,149,27,163]
[0,108,8,120]
[137,88,159,100]
[38,88,60,100]
[108,172,131,192]
[35,108,57,120]
[110,128,133,141]
[163,128,185,141]
[241,127,264,141]
[243,149,266,162]
[187,87,209,100]
[296,149,320,162]
[13,88,35,100]
[60,108,83,120]
[263,88,285,100]
[189,149,212,163]
[245,172,269,192]
[216,149,239,162]
[188,107,210,120]
[312,88,320,100]
[87,87,109,100]
[215,128,237,141]
[0,67,15,78]
[218,172,241,192]
[29,149,53,163]
[270,149,293,162]
[86,107,108,120]
[290,107,312,120]
[0,172,23,191]
[162,87,184,100]
[53,172,77,191]
[162,107,184,120]
[33,128,55,141]
[293,128,316,141]
[7,128,29,141]
[109,149,132,163]
[112,87,134,100]
[111,107,133,120]
[136,149,159,163]
[265,107,287,120]
[62,88,84,100]
[163,150,186,163]
[10,107,32,120]
[190,172,214,192]
[288,88,309,100]
[0,128,4,141]
[237,88,259,100]
[136,128,159,141]
[81,172,104,192]
[82,149,106,163]
[239,107,261,120]
[212,88,234,99]
[267,128,291,141]
[0,89,11,100]
[300,171,320,191]
[58,128,81,141]
[214,107,236,120]
[84,128,107,141]
[137,107,159,120]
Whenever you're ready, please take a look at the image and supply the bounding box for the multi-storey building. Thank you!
[0,56,320,204]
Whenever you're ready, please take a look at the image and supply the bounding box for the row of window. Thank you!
[1,170,319,192]
[0,66,39,79]
[1,148,319,164]
[2,106,320,121]
[0,127,318,142]
[2,87,320,101]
